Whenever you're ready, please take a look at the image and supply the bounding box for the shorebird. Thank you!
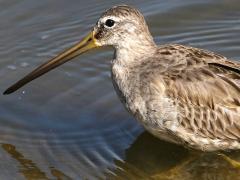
[3,5,240,152]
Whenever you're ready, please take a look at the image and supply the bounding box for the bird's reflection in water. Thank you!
[2,133,240,180]
[107,132,240,180]
[2,144,71,180]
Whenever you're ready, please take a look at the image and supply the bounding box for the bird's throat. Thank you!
[113,40,156,66]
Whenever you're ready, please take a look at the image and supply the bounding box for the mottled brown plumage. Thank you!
[133,44,240,151]
[4,5,240,151]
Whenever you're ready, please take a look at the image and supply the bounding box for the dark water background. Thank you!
[1,0,240,179]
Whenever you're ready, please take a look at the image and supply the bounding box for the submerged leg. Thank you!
[218,153,240,168]
[152,150,202,179]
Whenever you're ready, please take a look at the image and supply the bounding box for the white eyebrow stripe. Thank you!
[100,16,121,24]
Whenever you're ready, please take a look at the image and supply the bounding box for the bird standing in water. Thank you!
[4,5,240,152]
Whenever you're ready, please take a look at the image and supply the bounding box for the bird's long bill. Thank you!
[3,31,99,95]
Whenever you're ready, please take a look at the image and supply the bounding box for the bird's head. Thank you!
[3,5,154,95]
[93,5,153,48]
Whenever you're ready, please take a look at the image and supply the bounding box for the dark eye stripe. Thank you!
[105,19,115,27]
[94,25,105,39]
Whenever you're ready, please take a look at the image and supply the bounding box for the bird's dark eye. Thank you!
[105,19,115,27]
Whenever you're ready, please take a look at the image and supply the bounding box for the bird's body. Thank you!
[4,5,240,152]
[112,43,240,151]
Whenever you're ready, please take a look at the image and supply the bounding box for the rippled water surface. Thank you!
[1,0,240,179]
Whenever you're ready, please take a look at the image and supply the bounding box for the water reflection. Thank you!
[3,134,240,179]
[2,144,71,180]
[107,132,240,180]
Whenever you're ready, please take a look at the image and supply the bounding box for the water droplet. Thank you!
[41,34,50,40]
[7,65,17,70]
[20,62,29,67]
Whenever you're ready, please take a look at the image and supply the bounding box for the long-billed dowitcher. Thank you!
[3,5,240,152]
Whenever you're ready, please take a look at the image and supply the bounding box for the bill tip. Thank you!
[3,88,13,95]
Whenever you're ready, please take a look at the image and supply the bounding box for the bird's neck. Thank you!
[113,34,157,67]
[111,37,156,108]
[111,31,157,106]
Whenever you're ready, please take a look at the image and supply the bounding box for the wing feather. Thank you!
[157,45,240,141]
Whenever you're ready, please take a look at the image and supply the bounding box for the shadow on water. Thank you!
[106,132,240,180]
[2,144,71,180]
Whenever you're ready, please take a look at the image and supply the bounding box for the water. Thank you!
[0,0,240,179]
